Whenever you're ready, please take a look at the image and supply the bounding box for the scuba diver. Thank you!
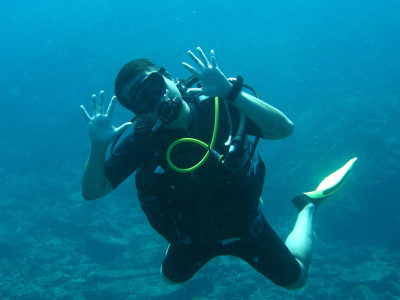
[80,47,357,289]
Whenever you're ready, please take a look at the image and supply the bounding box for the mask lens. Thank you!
[129,72,166,115]
[142,72,166,97]
[130,89,149,114]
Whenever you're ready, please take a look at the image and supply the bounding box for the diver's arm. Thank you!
[183,47,293,139]
[82,144,113,200]
[232,91,294,139]
[80,91,132,200]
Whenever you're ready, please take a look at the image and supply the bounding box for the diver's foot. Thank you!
[292,157,358,211]
[292,194,326,211]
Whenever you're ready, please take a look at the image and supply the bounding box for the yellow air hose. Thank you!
[166,97,220,173]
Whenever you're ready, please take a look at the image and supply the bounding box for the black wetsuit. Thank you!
[105,98,300,286]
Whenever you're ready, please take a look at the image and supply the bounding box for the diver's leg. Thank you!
[284,157,358,289]
[161,240,222,284]
[225,213,302,288]
[284,203,315,289]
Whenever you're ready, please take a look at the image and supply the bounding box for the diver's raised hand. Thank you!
[80,91,132,147]
[182,47,232,98]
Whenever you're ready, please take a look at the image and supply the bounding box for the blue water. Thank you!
[1,0,399,299]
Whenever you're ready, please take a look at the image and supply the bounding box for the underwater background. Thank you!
[1,0,399,299]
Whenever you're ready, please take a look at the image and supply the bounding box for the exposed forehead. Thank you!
[125,71,151,89]
[126,70,176,89]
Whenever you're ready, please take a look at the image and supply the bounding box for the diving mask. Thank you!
[127,71,167,115]
[127,69,183,130]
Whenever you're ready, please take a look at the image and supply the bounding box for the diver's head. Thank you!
[114,58,188,129]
